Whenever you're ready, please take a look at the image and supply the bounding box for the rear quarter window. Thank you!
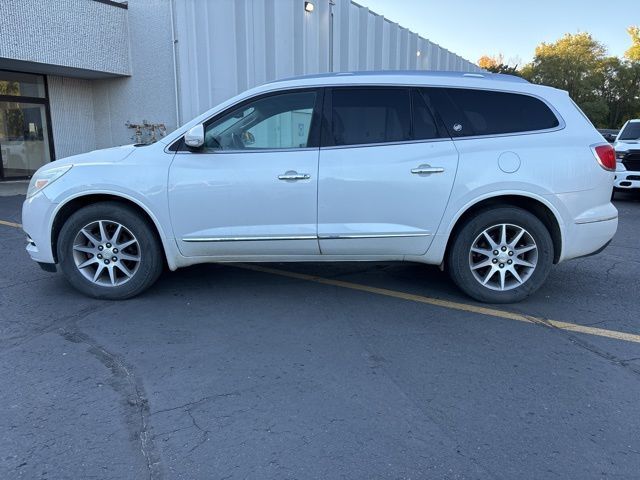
[430,88,560,137]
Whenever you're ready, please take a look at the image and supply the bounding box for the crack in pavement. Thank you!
[0,303,113,354]
[185,409,210,455]
[59,328,163,480]
[150,391,240,417]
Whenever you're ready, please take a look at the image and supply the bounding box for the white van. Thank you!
[22,72,618,302]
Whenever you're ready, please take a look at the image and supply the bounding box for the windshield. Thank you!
[618,122,640,141]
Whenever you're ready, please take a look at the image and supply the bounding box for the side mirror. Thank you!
[184,124,205,148]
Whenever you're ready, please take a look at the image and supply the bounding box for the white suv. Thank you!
[22,72,618,303]
[613,119,640,194]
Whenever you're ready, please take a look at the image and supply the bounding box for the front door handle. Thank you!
[411,164,445,175]
[278,171,310,181]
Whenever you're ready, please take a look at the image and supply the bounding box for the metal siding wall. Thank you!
[47,76,97,159]
[173,0,480,122]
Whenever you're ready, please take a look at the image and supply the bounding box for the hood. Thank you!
[614,140,640,152]
[51,144,139,168]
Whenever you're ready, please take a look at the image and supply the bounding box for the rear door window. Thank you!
[411,89,442,140]
[425,88,560,137]
[328,88,411,146]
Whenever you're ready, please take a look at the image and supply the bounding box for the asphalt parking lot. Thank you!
[1,193,640,480]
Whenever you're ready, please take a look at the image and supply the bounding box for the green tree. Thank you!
[521,33,606,108]
[597,57,640,127]
[483,30,640,128]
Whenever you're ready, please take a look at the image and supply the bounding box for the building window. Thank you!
[0,71,54,180]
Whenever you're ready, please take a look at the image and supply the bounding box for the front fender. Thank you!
[47,186,179,271]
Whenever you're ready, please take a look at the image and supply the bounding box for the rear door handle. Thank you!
[411,164,445,175]
[278,171,310,181]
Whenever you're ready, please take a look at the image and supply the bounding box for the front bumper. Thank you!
[614,170,640,189]
[22,192,58,265]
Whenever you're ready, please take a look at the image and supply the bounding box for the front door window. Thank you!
[203,90,318,151]
[0,71,53,179]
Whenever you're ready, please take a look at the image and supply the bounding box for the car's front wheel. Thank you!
[447,207,554,303]
[57,202,163,299]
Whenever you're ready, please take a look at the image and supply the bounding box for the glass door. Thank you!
[0,71,54,180]
[0,102,52,178]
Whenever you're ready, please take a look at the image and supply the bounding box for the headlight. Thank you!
[27,165,73,198]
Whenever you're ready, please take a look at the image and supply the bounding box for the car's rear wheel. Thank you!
[57,202,163,299]
[447,207,554,303]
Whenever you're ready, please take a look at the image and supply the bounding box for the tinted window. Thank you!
[203,90,317,150]
[330,88,411,146]
[412,89,440,140]
[430,88,559,137]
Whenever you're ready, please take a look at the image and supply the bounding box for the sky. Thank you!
[358,0,638,66]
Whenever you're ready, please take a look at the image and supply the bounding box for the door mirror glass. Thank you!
[184,124,205,148]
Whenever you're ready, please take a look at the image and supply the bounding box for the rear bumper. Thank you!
[561,216,617,262]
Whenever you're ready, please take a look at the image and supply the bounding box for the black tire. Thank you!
[447,207,554,304]
[57,202,164,300]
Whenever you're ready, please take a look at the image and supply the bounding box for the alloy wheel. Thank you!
[468,223,538,291]
[71,220,141,287]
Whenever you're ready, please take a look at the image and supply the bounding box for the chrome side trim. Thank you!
[319,232,431,239]
[182,232,432,242]
[448,124,565,142]
[182,235,317,243]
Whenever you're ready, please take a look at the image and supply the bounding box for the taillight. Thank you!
[591,144,616,171]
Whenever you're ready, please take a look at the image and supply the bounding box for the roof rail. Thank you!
[270,70,529,84]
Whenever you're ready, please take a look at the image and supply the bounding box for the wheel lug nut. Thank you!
[508,251,514,256]
[106,243,112,248]
[113,248,119,253]
[499,263,504,268]
[493,250,499,255]
[104,259,110,265]
[492,259,498,264]
[98,245,103,251]
[97,254,103,259]
[112,256,117,262]
[501,246,507,251]
[507,259,513,265]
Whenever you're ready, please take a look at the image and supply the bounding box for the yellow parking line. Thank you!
[234,263,640,345]
[0,219,22,229]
